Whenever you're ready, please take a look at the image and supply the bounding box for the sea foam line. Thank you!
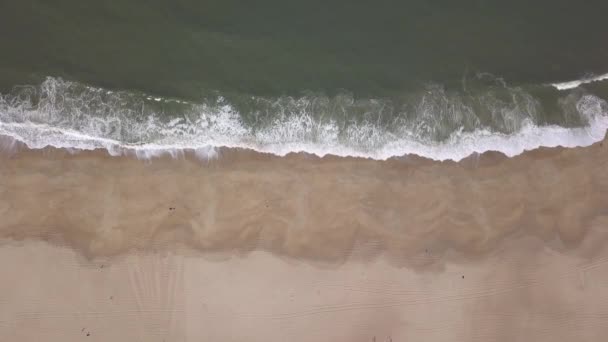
[551,72,608,91]
[1,77,607,161]
[1,102,606,162]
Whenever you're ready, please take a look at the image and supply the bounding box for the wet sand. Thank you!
[1,133,608,341]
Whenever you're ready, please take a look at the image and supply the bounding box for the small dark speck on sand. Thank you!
[169,207,176,211]
[462,275,465,279]
[110,296,113,300]
[86,332,90,336]
[100,265,104,269]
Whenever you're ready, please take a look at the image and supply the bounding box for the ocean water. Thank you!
[1,0,608,160]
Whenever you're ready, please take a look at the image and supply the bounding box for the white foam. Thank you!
[551,72,608,90]
[1,77,607,162]
[1,94,606,161]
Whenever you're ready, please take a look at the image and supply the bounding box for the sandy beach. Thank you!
[3,1,608,339]
[2,133,608,341]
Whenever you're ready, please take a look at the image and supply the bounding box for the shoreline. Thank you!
[2,76,608,163]
[1,132,607,266]
[3,133,608,341]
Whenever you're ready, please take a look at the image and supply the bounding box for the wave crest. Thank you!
[0,77,607,161]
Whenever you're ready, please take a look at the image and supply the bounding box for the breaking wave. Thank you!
[0,77,607,161]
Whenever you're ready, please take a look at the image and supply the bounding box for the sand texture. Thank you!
[1,134,608,341]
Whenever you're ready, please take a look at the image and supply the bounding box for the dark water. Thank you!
[2,0,608,97]
[1,0,608,159]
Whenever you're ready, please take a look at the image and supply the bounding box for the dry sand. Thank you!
[1,134,608,341]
